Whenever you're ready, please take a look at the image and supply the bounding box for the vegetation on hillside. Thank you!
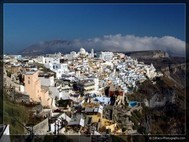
[3,92,30,134]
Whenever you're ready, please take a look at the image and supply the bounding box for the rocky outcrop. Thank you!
[126,50,169,59]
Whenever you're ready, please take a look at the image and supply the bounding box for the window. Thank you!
[28,80,30,84]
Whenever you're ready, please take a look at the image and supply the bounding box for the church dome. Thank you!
[80,48,86,55]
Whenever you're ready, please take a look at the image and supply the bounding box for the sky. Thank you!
[3,3,186,55]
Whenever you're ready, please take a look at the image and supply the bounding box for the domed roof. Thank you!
[80,48,86,54]
[80,48,85,51]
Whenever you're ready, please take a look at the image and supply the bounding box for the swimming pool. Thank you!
[129,101,137,107]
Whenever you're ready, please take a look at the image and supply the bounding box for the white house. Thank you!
[45,63,69,79]
[101,52,114,61]
[145,64,157,79]
[43,57,60,64]
[94,78,99,91]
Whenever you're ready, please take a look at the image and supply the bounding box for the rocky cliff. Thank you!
[125,50,169,59]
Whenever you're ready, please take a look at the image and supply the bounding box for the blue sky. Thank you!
[3,3,186,54]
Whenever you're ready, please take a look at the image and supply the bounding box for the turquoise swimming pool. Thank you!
[129,101,137,107]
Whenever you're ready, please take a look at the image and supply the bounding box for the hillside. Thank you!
[113,76,186,135]
[3,93,29,134]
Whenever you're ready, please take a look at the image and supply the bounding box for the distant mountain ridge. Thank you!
[19,40,77,56]
[19,38,184,57]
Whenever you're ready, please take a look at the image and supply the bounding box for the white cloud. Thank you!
[76,34,185,56]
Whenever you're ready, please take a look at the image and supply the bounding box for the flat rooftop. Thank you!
[25,71,37,75]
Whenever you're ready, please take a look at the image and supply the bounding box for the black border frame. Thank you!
[1,0,188,141]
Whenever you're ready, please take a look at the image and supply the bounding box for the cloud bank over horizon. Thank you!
[21,34,185,57]
[76,34,185,56]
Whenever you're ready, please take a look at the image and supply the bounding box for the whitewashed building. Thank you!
[43,57,60,64]
[145,64,157,79]
[101,52,114,61]
[45,63,69,79]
